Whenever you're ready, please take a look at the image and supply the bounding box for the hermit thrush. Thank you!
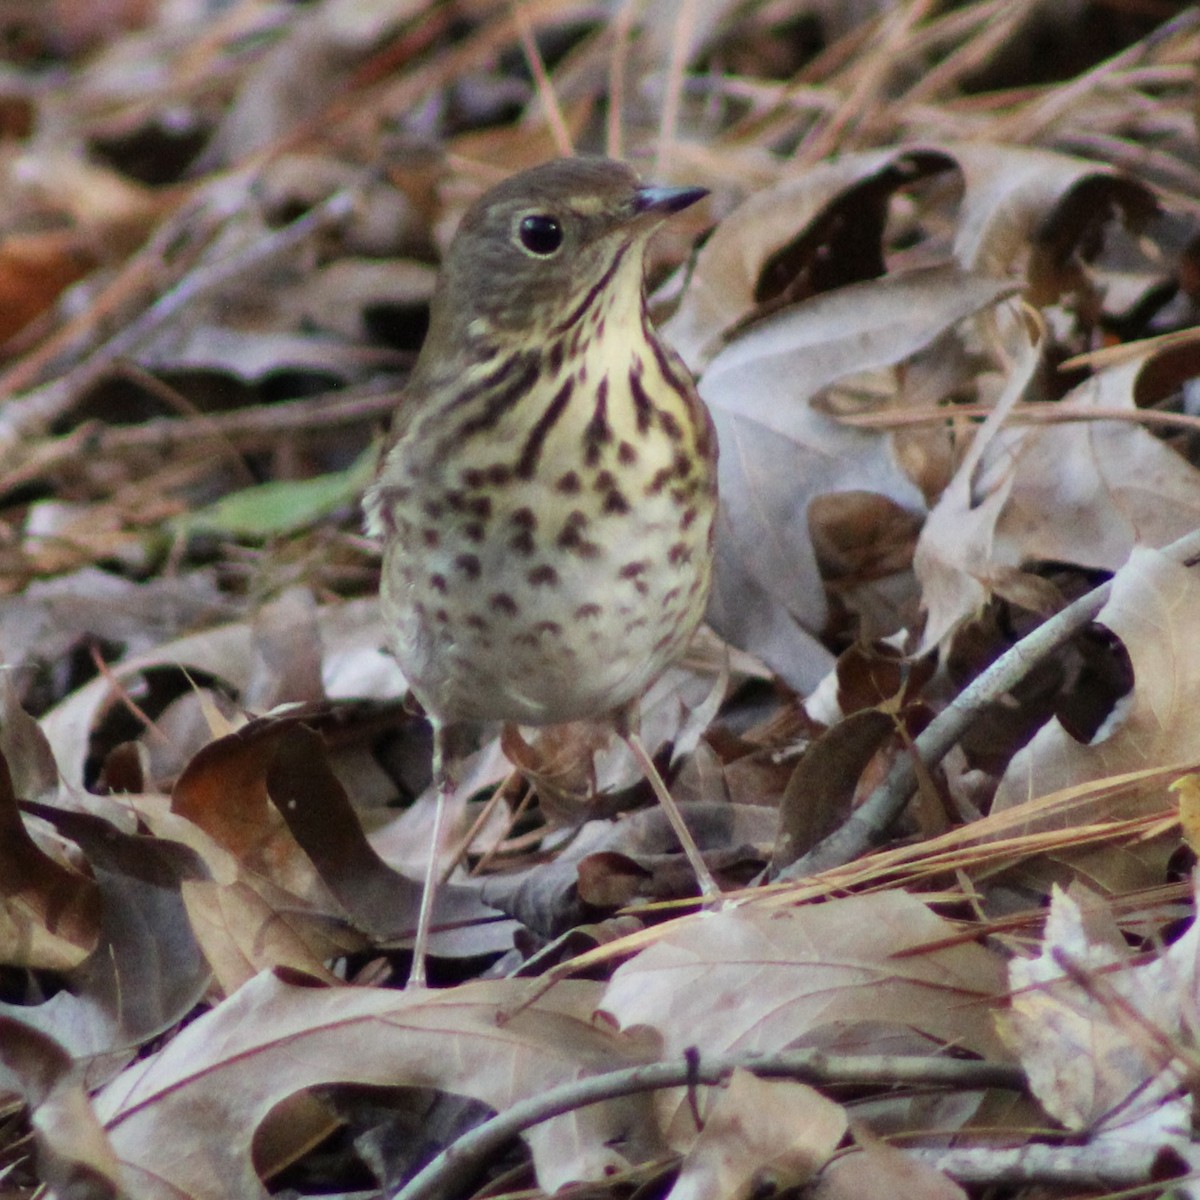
[365,157,718,985]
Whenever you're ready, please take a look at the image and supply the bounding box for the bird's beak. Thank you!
[632,184,709,218]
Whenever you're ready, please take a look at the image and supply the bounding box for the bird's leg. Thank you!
[619,713,722,904]
[407,720,453,989]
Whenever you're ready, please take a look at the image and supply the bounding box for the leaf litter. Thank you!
[3,2,1200,1198]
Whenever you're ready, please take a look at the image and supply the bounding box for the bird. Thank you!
[364,156,719,986]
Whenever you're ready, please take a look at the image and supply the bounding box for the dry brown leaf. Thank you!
[913,320,1043,649]
[481,803,775,935]
[999,880,1200,1139]
[265,724,507,957]
[813,1140,967,1200]
[946,141,1157,293]
[244,586,327,711]
[113,713,502,975]
[0,569,234,709]
[0,679,61,801]
[0,229,97,342]
[0,752,99,971]
[600,892,1008,1060]
[95,973,658,1199]
[39,597,404,790]
[917,325,1200,648]
[988,352,1200,571]
[771,708,895,873]
[131,793,361,994]
[0,1015,122,1199]
[701,264,1013,689]
[667,1070,847,1200]
[600,894,1008,1151]
[665,149,954,369]
[172,719,333,903]
[1,803,210,1080]
[995,547,1200,813]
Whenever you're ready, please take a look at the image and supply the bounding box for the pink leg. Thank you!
[624,729,721,904]
[407,724,452,989]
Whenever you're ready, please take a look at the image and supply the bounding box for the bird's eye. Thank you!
[518,214,563,256]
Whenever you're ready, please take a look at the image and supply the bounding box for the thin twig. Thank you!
[88,644,172,747]
[392,1049,1025,1200]
[835,402,1200,435]
[796,0,935,164]
[512,0,574,157]
[908,1143,1200,1189]
[777,524,1200,880]
[988,5,1200,143]
[893,0,1035,106]
[606,0,636,160]
[0,187,357,473]
[457,770,531,880]
[2,382,401,497]
[654,0,697,177]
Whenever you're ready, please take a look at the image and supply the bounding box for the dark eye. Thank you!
[518,214,563,255]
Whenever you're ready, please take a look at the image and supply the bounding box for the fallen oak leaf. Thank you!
[600,889,1008,1148]
[667,1070,847,1200]
[665,148,955,369]
[600,892,1007,1063]
[918,336,1200,651]
[130,791,363,994]
[171,715,321,897]
[37,596,404,791]
[95,971,658,1200]
[995,547,1200,818]
[0,1015,121,1199]
[701,263,1015,690]
[1,802,210,1085]
[0,749,99,971]
[814,1137,967,1200]
[946,140,1157,295]
[998,879,1200,1141]
[265,723,510,957]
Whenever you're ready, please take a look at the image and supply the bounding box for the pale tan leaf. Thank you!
[0,754,99,972]
[916,335,1200,648]
[600,893,1008,1061]
[995,547,1200,812]
[665,149,953,369]
[39,597,404,790]
[912,320,1043,650]
[702,265,1013,689]
[668,1071,846,1200]
[95,973,656,1200]
[0,1016,122,1200]
[0,805,211,1080]
[947,141,1156,287]
[989,353,1200,571]
[813,1140,967,1200]
[999,880,1200,1134]
[132,794,358,994]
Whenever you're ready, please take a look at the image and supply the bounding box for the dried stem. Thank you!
[778,524,1200,880]
[393,1048,1026,1200]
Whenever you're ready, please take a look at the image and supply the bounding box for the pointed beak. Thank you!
[632,184,709,218]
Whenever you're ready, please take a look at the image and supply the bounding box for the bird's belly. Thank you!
[378,486,712,726]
